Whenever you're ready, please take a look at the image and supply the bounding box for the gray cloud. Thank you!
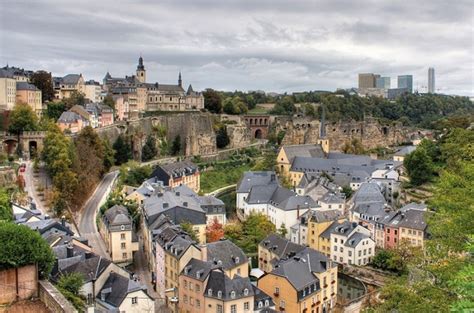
[0,0,472,95]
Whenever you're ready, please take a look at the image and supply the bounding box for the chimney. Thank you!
[66,245,74,258]
[183,202,188,207]
[61,215,66,227]
[200,244,208,261]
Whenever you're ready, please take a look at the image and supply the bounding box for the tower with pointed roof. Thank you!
[317,105,330,154]
[136,56,146,83]
[178,71,182,87]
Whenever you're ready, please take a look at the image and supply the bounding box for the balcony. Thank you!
[274,292,279,297]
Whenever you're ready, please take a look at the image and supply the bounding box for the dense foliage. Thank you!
[223,213,276,254]
[42,124,114,215]
[141,135,157,162]
[113,135,132,165]
[0,188,12,221]
[211,90,473,128]
[8,103,38,135]
[30,70,55,103]
[119,161,152,187]
[215,125,230,149]
[57,272,86,311]
[368,127,474,312]
[0,223,55,278]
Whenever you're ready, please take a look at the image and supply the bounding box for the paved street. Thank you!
[23,161,49,215]
[78,170,118,259]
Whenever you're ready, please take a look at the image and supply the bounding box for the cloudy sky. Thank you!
[1,0,472,95]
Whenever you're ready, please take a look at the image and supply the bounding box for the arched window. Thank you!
[243,288,248,296]
[208,289,213,296]
[230,291,236,299]
[217,291,222,298]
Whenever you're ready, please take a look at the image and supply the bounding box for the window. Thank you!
[258,301,263,308]
[121,233,126,240]
[244,302,249,310]
[237,268,241,275]
[231,305,237,313]
[196,299,200,308]
[231,291,236,299]
[196,284,200,292]
[340,247,343,253]
[121,242,126,249]
[340,239,343,244]
[368,248,372,254]
[131,297,137,304]
[348,251,352,257]
[339,257,343,262]
[265,300,269,306]
[334,238,337,243]
[122,252,127,259]
[394,230,398,235]
[358,250,362,257]
[190,297,194,305]
[217,291,222,298]
[189,283,193,291]
[280,300,286,308]
[275,287,280,294]
[244,288,249,296]
[363,249,367,256]
[184,280,188,289]
[184,295,188,304]
[208,289,213,296]
[334,245,337,251]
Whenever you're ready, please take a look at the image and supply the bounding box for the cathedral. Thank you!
[103,57,204,115]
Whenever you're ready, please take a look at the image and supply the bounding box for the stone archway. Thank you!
[254,129,263,139]
[28,141,38,159]
[3,139,18,155]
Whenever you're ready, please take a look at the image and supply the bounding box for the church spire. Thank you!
[137,55,145,71]
[178,71,182,87]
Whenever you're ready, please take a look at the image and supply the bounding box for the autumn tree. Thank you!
[30,70,55,102]
[206,218,224,243]
[239,213,276,253]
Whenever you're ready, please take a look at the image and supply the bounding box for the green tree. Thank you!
[120,162,152,187]
[239,213,276,253]
[203,88,222,113]
[404,147,434,186]
[8,103,38,135]
[277,224,288,237]
[57,272,86,311]
[102,138,115,172]
[215,126,230,149]
[0,188,12,221]
[103,94,115,112]
[45,101,66,121]
[341,185,353,199]
[113,135,132,165]
[0,223,55,278]
[30,70,55,102]
[171,135,181,155]
[141,135,157,162]
[63,91,86,110]
[58,272,84,294]
[180,222,199,242]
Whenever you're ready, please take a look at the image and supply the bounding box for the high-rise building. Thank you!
[376,76,391,89]
[358,73,379,89]
[428,67,435,93]
[398,75,413,93]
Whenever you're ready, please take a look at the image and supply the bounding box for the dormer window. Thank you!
[217,291,222,299]
[121,225,125,231]
[230,291,236,299]
[265,300,269,306]
[258,301,263,308]
[243,288,248,296]
[208,289,213,296]
[235,257,240,263]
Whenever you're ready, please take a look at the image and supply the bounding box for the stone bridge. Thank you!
[0,131,46,159]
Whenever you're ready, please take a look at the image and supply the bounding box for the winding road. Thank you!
[78,170,118,259]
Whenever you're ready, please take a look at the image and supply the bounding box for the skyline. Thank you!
[0,0,472,96]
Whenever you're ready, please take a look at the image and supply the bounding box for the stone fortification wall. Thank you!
[275,116,413,150]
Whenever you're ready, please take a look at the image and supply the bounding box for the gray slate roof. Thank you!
[57,111,85,123]
[207,239,248,270]
[236,171,278,193]
[61,74,82,85]
[281,144,326,162]
[352,183,386,205]
[205,270,254,301]
[181,258,216,281]
[103,205,132,231]
[310,210,343,223]
[16,82,39,91]
[99,272,148,307]
[394,146,416,156]
[59,255,111,283]
[259,234,306,259]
